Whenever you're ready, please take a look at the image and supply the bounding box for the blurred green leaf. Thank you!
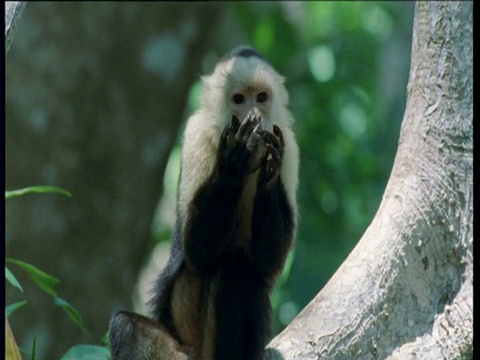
[100,330,111,348]
[54,297,94,342]
[6,258,60,297]
[59,345,111,360]
[6,300,28,317]
[5,185,71,200]
[5,266,23,293]
[30,337,38,360]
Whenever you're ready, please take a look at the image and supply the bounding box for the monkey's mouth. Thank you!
[241,110,273,133]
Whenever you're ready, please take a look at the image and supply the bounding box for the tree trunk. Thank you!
[5,1,26,54]
[5,3,221,358]
[266,2,473,359]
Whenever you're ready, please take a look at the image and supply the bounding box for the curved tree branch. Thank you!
[267,2,472,359]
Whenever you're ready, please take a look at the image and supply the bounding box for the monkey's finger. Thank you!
[265,154,280,188]
[221,125,237,152]
[237,115,258,142]
[252,114,263,126]
[262,131,282,149]
[231,115,241,131]
[273,125,285,147]
[266,143,282,164]
[222,126,236,147]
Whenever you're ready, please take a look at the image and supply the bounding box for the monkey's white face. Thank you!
[200,54,291,132]
[228,83,272,131]
[181,49,298,221]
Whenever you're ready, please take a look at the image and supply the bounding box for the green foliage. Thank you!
[7,258,61,297]
[60,345,111,360]
[5,185,72,200]
[6,300,28,317]
[54,298,95,343]
[6,187,109,359]
[5,266,24,293]
[30,338,38,360]
[6,258,95,343]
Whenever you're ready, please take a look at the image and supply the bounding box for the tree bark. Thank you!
[5,3,221,358]
[5,1,26,54]
[266,2,473,359]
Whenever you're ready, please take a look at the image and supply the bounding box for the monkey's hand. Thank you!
[258,125,284,191]
[218,114,267,179]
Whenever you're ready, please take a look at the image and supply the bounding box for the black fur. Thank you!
[149,116,294,360]
[222,45,266,63]
[149,220,185,336]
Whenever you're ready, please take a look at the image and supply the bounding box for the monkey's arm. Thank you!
[182,115,265,274]
[250,126,297,281]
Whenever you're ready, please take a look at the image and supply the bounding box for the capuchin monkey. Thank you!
[109,46,299,360]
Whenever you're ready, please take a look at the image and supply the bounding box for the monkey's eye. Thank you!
[233,94,244,104]
[257,92,268,103]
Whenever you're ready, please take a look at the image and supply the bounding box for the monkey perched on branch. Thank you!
[110,46,299,360]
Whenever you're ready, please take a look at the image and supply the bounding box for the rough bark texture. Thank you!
[5,3,221,358]
[4,4,26,359]
[266,2,472,359]
[5,1,27,54]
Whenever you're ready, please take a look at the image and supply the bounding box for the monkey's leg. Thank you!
[109,311,188,360]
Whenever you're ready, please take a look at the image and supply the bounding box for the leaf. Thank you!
[278,248,295,285]
[5,266,23,293]
[54,297,94,342]
[100,330,111,347]
[5,186,72,200]
[5,315,22,360]
[6,259,60,297]
[5,300,28,317]
[59,345,111,360]
[30,337,38,360]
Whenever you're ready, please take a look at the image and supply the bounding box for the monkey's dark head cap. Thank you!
[222,46,266,62]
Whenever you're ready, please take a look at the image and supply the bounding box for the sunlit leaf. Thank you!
[5,186,72,200]
[5,266,23,293]
[5,300,28,317]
